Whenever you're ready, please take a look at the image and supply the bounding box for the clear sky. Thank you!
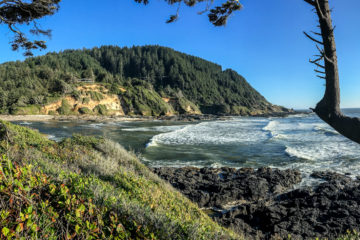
[0,0,359,109]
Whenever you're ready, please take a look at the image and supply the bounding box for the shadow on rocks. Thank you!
[153,167,360,240]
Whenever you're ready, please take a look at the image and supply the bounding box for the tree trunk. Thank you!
[305,0,360,144]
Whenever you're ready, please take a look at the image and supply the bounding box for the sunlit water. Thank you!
[14,108,360,185]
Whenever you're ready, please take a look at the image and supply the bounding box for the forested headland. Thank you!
[0,45,289,116]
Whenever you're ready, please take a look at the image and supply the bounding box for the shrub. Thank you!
[82,97,90,104]
[57,99,72,115]
[89,91,104,102]
[48,110,57,115]
[10,105,41,115]
[93,104,108,115]
[78,107,92,115]
[71,90,81,101]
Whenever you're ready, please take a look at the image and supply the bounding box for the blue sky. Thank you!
[0,0,359,109]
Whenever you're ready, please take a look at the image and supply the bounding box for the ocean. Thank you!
[15,108,360,185]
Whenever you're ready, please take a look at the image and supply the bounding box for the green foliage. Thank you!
[175,91,201,114]
[93,105,108,115]
[62,134,104,149]
[57,99,72,115]
[0,0,61,56]
[78,107,92,115]
[231,106,251,115]
[0,121,240,239]
[336,230,360,240]
[0,45,274,116]
[11,105,42,115]
[89,91,104,101]
[0,154,154,239]
[0,120,52,152]
[72,90,82,101]
[82,97,91,104]
[123,85,173,116]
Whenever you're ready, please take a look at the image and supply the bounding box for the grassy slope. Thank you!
[0,121,239,239]
[0,121,355,240]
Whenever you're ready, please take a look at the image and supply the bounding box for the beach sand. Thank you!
[0,115,147,122]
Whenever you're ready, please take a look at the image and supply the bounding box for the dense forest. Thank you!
[0,45,287,116]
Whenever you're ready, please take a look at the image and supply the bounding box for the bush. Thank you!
[78,107,92,115]
[48,110,57,115]
[89,91,104,101]
[11,105,41,115]
[57,99,72,115]
[93,104,108,115]
[71,91,81,101]
[82,97,90,104]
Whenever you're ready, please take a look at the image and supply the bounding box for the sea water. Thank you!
[15,108,360,184]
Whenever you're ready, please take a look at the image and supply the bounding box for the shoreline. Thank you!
[0,111,308,122]
[0,114,155,122]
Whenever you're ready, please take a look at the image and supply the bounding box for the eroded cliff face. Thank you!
[39,84,202,116]
[42,85,124,115]
[13,83,290,117]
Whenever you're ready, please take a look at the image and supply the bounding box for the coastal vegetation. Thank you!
[0,120,359,240]
[0,121,239,239]
[0,45,288,116]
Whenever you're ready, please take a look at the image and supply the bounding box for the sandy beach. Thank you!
[0,115,147,122]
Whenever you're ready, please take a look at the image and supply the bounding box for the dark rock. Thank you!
[216,171,360,240]
[311,171,352,184]
[153,168,360,240]
[152,167,301,209]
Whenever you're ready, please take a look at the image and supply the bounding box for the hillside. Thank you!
[0,121,239,239]
[0,45,289,116]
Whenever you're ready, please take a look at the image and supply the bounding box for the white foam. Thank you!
[47,134,62,142]
[82,123,105,129]
[262,120,288,140]
[263,120,279,131]
[123,125,186,133]
[210,162,224,168]
[19,122,32,125]
[146,140,159,148]
[147,120,269,147]
[285,138,360,161]
[313,124,339,135]
[285,146,315,160]
[286,113,313,119]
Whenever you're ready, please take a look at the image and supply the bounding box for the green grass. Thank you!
[11,105,42,115]
[0,121,239,239]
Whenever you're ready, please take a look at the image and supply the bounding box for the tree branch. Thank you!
[303,0,315,6]
[304,31,324,45]
[314,69,326,74]
[316,75,326,79]
[314,62,325,69]
[309,56,323,64]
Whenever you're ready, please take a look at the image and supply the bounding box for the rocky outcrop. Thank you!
[153,167,301,209]
[153,167,360,240]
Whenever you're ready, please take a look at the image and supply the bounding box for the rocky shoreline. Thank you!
[153,167,360,240]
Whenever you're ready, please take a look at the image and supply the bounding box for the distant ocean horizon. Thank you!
[15,108,360,186]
